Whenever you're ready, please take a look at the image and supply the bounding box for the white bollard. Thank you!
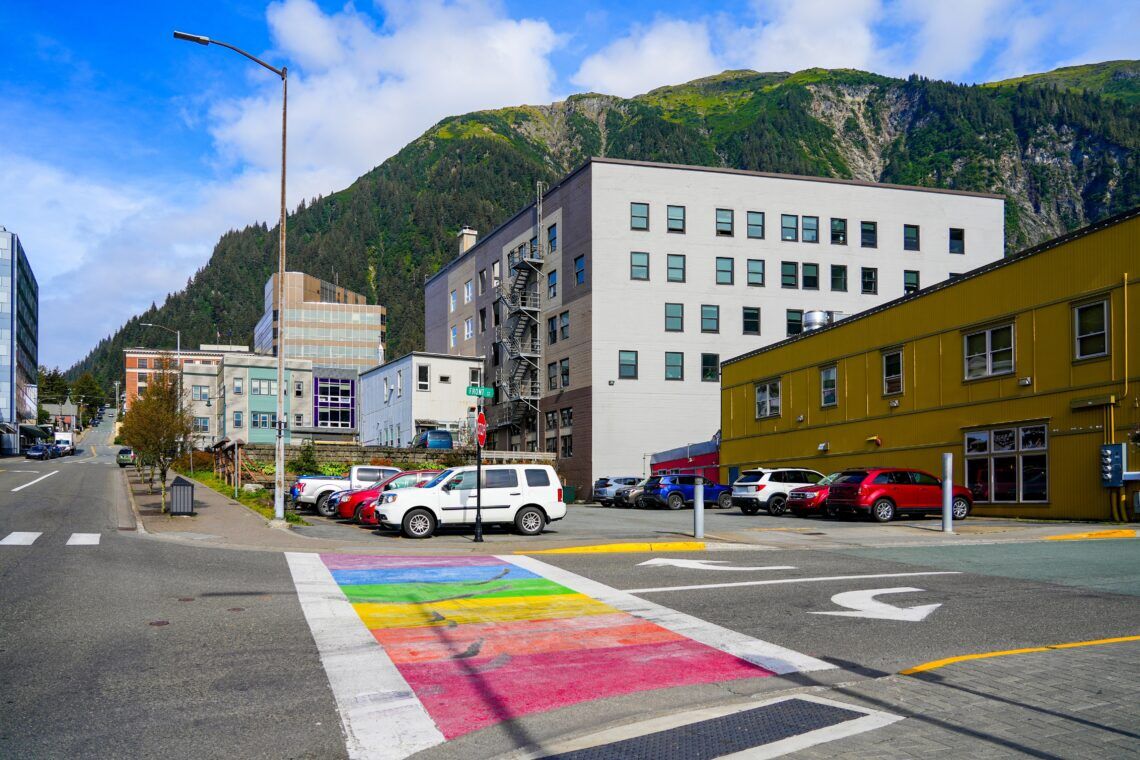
[694,479,705,539]
[942,452,954,534]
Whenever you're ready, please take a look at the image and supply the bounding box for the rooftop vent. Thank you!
[457,226,478,254]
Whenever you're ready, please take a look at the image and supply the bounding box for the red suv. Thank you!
[825,467,973,523]
[336,470,442,521]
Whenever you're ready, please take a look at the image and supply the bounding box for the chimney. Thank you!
[457,226,478,254]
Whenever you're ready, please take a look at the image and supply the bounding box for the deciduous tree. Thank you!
[118,355,193,512]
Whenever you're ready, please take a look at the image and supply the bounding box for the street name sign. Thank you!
[466,385,494,398]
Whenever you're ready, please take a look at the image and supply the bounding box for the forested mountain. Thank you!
[68,61,1140,389]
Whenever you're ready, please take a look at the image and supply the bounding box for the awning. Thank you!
[19,424,52,439]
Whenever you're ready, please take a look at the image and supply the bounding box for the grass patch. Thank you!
[176,467,308,525]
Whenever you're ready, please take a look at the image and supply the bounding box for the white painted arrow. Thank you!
[809,587,941,622]
[638,558,796,572]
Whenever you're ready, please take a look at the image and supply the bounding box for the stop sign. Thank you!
[476,412,487,447]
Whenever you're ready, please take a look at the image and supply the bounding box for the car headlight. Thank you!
[383,493,398,504]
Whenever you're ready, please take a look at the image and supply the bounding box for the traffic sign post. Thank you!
[474,409,487,543]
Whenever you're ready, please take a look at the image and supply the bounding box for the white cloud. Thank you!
[734,0,883,74]
[571,18,719,96]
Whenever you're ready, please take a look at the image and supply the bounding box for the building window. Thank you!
[250,379,278,395]
[755,379,781,418]
[469,367,481,386]
[560,358,570,388]
[479,308,487,334]
[904,270,920,294]
[449,326,457,348]
[478,269,487,295]
[831,265,848,292]
[883,350,903,395]
[964,424,1047,503]
[232,377,243,395]
[618,350,638,379]
[548,224,558,253]
[631,202,649,230]
[630,252,649,280]
[449,290,457,312]
[904,224,920,251]
[742,307,760,335]
[665,352,684,381]
[786,310,803,336]
[463,280,473,303]
[547,270,558,299]
[747,211,765,239]
[715,257,734,285]
[861,221,878,248]
[781,261,798,289]
[949,227,965,254]
[964,325,1014,379]
[574,255,585,285]
[491,260,501,287]
[715,208,734,236]
[193,417,210,433]
[667,254,686,282]
[667,205,685,233]
[547,316,558,344]
[417,364,430,391]
[295,380,304,398]
[191,385,209,401]
[396,370,403,397]
[561,434,573,458]
[232,411,243,428]
[138,358,149,369]
[559,311,570,340]
[545,436,557,453]
[464,318,473,340]
[294,413,304,428]
[560,407,573,427]
[1074,300,1109,359]
[746,259,765,286]
[803,263,819,290]
[701,354,719,382]
[701,304,719,333]
[547,362,558,390]
[861,267,878,294]
[831,218,847,245]
[820,365,837,407]
[544,410,558,430]
[664,303,684,332]
[802,216,819,243]
[781,214,798,242]
[439,375,451,384]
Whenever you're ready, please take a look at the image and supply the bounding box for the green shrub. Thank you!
[288,441,321,475]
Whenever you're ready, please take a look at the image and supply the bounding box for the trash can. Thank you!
[170,476,195,515]
[563,485,577,504]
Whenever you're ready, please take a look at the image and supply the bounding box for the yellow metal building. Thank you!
[720,208,1140,521]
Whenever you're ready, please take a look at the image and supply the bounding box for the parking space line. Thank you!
[622,570,961,595]
[505,555,834,675]
[11,470,59,492]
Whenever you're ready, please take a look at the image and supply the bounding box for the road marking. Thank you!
[638,558,796,571]
[623,570,961,595]
[285,552,445,760]
[506,554,834,675]
[66,533,101,546]
[901,634,1140,674]
[521,541,706,554]
[1046,529,1135,541]
[1,532,42,546]
[11,470,59,492]
[809,587,940,622]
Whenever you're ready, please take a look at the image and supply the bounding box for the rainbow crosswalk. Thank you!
[320,553,777,739]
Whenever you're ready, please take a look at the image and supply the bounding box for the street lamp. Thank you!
[174,30,288,522]
[141,322,185,463]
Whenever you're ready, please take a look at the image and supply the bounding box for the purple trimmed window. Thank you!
[313,377,355,429]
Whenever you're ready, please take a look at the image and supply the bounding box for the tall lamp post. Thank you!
[174,30,288,522]
[141,322,184,458]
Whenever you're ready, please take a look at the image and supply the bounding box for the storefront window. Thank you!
[964,423,1047,503]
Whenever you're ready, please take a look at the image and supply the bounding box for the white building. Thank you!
[424,158,1006,494]
[359,352,485,447]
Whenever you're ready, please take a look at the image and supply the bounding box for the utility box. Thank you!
[1100,443,1125,488]
[170,476,196,515]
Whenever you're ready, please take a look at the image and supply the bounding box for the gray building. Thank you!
[0,227,39,454]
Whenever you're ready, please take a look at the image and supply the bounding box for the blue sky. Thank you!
[1,0,1136,369]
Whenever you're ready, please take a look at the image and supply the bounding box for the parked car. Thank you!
[639,475,733,510]
[375,464,565,539]
[592,476,640,506]
[825,467,974,522]
[613,478,650,508]
[787,473,843,517]
[335,469,442,520]
[116,448,136,467]
[412,429,454,450]
[731,468,825,515]
[25,444,52,460]
[357,475,437,526]
[292,465,402,517]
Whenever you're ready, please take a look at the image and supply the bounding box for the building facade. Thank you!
[719,208,1140,521]
[210,354,314,446]
[0,227,39,454]
[424,158,1005,493]
[123,344,247,409]
[254,272,387,371]
[359,352,484,447]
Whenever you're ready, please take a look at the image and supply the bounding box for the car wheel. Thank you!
[823,502,839,519]
[402,509,436,539]
[767,495,787,516]
[667,493,685,510]
[952,496,971,520]
[871,498,896,523]
[791,507,806,518]
[515,506,546,536]
[717,492,732,509]
[315,493,335,517]
[741,505,759,515]
[118,463,127,468]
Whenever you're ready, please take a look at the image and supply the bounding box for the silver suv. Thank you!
[593,476,641,506]
[731,468,824,516]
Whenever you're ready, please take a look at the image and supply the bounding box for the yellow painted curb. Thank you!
[1045,529,1136,541]
[518,541,706,555]
[901,634,1140,675]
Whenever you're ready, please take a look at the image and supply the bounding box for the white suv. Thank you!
[731,468,824,516]
[376,464,566,539]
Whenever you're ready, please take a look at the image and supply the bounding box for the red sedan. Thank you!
[825,467,973,523]
[336,470,441,521]
[357,476,436,525]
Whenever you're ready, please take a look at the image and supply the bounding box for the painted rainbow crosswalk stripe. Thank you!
[321,553,775,739]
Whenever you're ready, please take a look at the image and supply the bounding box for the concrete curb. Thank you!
[520,541,707,555]
[119,469,146,535]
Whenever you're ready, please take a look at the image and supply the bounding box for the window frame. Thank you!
[802,216,819,243]
[831,264,848,292]
[715,257,734,285]
[786,309,803,336]
[630,202,649,231]
[667,205,686,233]
[1073,300,1109,360]
[715,208,734,237]
[700,304,720,334]
[781,261,798,289]
[559,311,570,340]
[666,254,686,283]
[820,365,838,408]
[903,224,920,252]
[802,263,820,290]
[547,269,558,299]
[664,351,684,381]
[574,255,585,285]
[949,227,965,254]
[831,218,847,245]
[701,353,720,383]
[963,324,1015,380]
[964,423,1048,504]
[742,306,761,336]
[754,379,782,419]
[664,303,684,332]
[861,267,878,295]
[746,211,765,239]
[781,214,798,242]
[559,358,570,388]
[882,349,903,396]
[630,251,650,281]
[860,221,878,248]
[618,350,638,380]
[547,316,557,345]
[746,259,765,287]
[904,270,920,295]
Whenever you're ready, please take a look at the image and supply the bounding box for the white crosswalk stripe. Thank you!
[66,533,100,546]
[0,532,42,545]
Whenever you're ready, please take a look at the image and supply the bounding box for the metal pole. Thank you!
[474,397,484,543]
[273,68,288,522]
[942,452,954,534]
[694,477,705,539]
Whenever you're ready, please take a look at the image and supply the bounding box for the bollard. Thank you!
[942,452,954,534]
[694,478,705,539]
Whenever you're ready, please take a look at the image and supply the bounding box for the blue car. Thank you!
[412,429,453,450]
[25,444,53,460]
[639,475,733,510]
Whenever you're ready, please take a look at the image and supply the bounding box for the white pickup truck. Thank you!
[291,465,401,516]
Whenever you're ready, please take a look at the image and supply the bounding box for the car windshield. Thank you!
[819,473,842,485]
[423,469,454,489]
[834,471,869,484]
[644,477,661,486]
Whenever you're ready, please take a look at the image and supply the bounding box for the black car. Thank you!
[25,444,53,460]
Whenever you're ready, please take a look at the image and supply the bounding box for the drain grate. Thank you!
[541,698,864,759]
